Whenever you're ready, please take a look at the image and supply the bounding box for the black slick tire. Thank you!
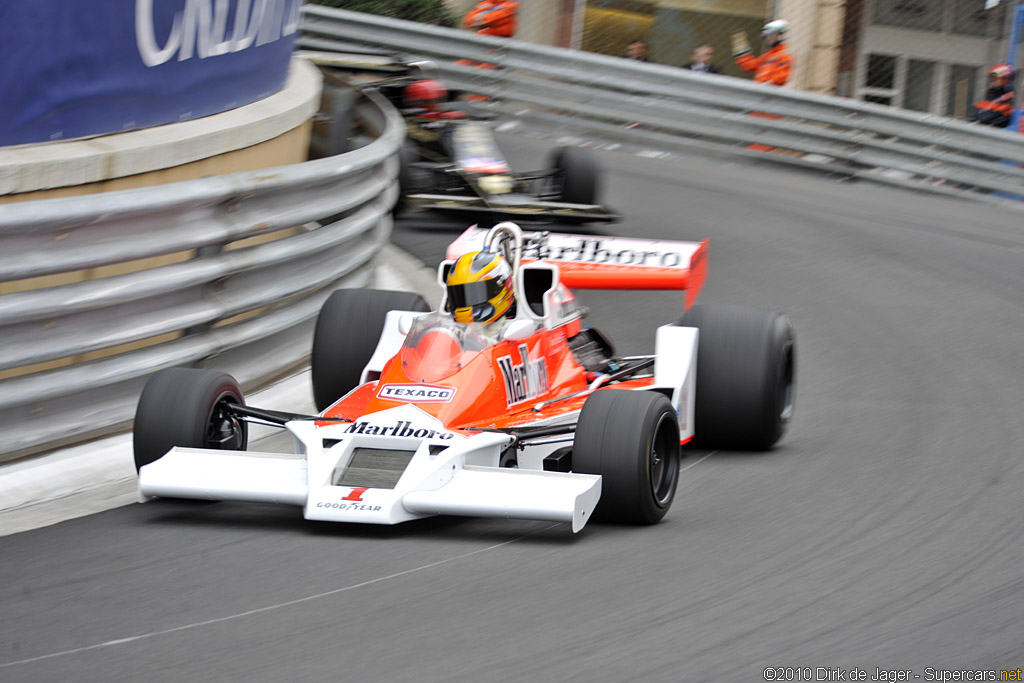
[550,146,598,205]
[573,389,680,524]
[132,368,247,473]
[394,139,417,215]
[311,289,429,411]
[680,304,796,450]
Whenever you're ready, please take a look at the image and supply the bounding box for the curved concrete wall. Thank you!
[1,0,303,146]
[0,57,321,205]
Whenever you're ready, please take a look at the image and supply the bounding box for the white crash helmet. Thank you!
[762,19,790,38]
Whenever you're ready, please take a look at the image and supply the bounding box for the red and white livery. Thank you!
[134,223,794,532]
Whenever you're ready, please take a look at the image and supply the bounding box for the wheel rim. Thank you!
[205,394,244,450]
[778,340,795,422]
[649,412,679,507]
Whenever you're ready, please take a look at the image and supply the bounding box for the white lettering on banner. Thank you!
[522,237,684,268]
[377,384,456,403]
[136,0,302,67]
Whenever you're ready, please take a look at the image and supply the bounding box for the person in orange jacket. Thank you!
[970,63,1015,128]
[735,19,794,86]
[463,0,519,38]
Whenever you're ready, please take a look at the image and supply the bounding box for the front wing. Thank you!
[138,406,601,532]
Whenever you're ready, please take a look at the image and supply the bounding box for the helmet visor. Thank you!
[447,278,506,310]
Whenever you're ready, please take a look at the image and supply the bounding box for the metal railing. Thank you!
[300,6,1024,208]
[0,76,404,462]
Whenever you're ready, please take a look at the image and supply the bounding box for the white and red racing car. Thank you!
[133,222,794,532]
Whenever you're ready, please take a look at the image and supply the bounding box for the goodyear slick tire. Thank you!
[573,390,680,524]
[551,146,598,205]
[132,368,247,473]
[312,289,430,412]
[680,304,796,450]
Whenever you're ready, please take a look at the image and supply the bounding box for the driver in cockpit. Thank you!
[445,249,516,326]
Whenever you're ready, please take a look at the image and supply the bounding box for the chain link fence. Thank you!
[310,0,1024,128]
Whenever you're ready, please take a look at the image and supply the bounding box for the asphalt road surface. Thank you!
[2,131,1023,682]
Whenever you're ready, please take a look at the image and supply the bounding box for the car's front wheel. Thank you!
[132,368,247,473]
[572,389,680,524]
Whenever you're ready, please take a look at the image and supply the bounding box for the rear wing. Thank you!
[446,226,708,309]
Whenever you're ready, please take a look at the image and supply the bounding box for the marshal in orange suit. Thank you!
[463,0,519,38]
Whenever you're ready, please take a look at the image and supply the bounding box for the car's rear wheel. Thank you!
[573,389,680,524]
[680,304,795,450]
[132,368,247,473]
[394,139,419,215]
[312,289,430,411]
[550,146,598,205]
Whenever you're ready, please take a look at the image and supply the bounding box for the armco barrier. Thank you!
[0,78,403,463]
[299,6,1024,209]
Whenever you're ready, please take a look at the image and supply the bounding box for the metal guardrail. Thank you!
[0,79,404,462]
[300,6,1024,209]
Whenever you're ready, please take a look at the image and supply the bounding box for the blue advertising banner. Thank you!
[0,0,304,148]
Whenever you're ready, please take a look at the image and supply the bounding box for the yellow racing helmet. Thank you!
[446,250,514,324]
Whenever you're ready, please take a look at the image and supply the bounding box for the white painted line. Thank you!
[679,450,717,473]
[0,523,561,670]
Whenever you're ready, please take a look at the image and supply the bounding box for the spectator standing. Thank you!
[734,19,793,85]
[624,39,650,62]
[463,0,519,38]
[684,44,720,74]
[970,63,1015,128]
[457,0,519,81]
